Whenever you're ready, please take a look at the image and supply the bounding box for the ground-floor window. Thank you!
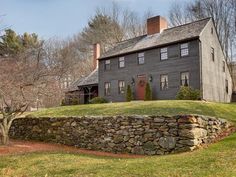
[104,82,111,96]
[180,72,189,86]
[160,74,168,90]
[118,80,125,94]
[226,79,228,93]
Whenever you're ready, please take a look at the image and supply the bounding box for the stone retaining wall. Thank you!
[10,115,232,155]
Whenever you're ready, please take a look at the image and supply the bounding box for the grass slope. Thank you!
[29,100,236,123]
[1,133,236,177]
[1,100,234,176]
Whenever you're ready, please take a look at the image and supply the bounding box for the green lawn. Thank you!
[29,100,236,123]
[1,100,235,177]
[1,132,236,177]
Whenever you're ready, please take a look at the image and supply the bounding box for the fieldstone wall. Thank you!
[10,115,232,155]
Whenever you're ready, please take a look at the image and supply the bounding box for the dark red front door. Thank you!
[136,75,147,100]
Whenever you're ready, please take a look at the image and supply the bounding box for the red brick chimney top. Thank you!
[93,43,100,70]
[147,16,168,35]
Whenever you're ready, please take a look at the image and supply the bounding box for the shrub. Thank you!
[126,85,133,102]
[176,86,200,100]
[90,97,108,104]
[145,82,152,101]
[71,98,79,105]
[61,99,66,106]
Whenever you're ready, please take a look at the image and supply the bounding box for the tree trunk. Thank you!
[0,118,13,146]
[1,133,9,145]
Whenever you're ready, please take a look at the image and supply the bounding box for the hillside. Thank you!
[29,100,236,123]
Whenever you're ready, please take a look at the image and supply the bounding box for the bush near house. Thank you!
[90,97,108,104]
[176,86,200,100]
[70,98,79,105]
[126,85,133,102]
[61,99,66,106]
[145,82,152,101]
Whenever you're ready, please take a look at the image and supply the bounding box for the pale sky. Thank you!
[0,0,189,39]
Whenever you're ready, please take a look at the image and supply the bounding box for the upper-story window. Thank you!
[181,72,189,86]
[211,27,214,34]
[226,79,229,94]
[119,57,125,68]
[104,82,111,96]
[105,60,111,70]
[180,43,189,57]
[160,48,168,60]
[211,47,215,61]
[138,53,145,65]
[160,75,168,90]
[118,80,125,94]
[223,61,226,72]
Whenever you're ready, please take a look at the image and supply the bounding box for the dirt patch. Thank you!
[0,140,145,158]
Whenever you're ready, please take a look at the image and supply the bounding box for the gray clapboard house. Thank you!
[65,69,98,104]
[231,62,236,102]
[67,15,232,103]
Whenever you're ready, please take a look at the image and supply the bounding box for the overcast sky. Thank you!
[0,0,188,39]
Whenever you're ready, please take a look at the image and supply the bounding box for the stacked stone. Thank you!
[10,115,232,155]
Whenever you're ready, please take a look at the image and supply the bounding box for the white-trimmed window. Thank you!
[160,48,168,60]
[226,79,228,93]
[160,75,168,90]
[211,47,215,61]
[138,53,145,64]
[104,82,111,96]
[223,61,226,72]
[119,57,125,68]
[105,60,111,70]
[118,81,125,94]
[180,43,189,57]
[181,72,189,86]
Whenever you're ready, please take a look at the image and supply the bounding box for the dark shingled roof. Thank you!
[67,68,98,92]
[100,18,211,59]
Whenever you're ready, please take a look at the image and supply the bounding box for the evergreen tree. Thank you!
[126,85,133,102]
[145,82,152,101]
[0,29,40,56]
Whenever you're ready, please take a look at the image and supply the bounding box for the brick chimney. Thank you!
[93,43,100,70]
[147,16,168,35]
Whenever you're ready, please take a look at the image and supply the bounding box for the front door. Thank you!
[136,75,147,100]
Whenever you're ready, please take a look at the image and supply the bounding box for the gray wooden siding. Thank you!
[200,20,232,102]
[98,40,200,102]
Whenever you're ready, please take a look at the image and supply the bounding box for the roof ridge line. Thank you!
[164,17,211,32]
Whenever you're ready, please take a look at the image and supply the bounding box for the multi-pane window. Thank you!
[223,61,226,72]
[105,60,111,70]
[226,79,228,93]
[211,47,215,61]
[138,53,145,64]
[119,57,125,68]
[118,81,125,94]
[160,75,168,90]
[160,48,168,60]
[104,82,111,96]
[181,72,190,86]
[180,43,189,57]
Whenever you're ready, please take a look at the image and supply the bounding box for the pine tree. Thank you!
[126,85,133,102]
[145,82,152,101]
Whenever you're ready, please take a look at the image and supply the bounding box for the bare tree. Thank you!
[169,0,236,61]
[40,37,94,107]
[97,2,153,39]
[169,2,191,27]
[0,42,52,145]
